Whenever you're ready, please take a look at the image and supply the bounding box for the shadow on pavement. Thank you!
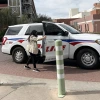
[44,59,77,66]
[0,82,46,86]
[40,59,100,74]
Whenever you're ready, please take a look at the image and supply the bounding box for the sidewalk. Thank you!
[0,73,100,100]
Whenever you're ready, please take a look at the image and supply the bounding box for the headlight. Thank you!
[95,39,100,45]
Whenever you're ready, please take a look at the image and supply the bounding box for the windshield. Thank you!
[59,24,81,34]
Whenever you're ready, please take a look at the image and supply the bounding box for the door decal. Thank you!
[38,44,66,52]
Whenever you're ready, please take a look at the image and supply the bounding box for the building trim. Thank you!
[78,19,100,24]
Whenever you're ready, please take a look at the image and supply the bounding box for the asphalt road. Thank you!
[0,45,100,82]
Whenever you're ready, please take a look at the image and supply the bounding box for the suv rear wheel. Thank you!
[12,47,27,63]
[76,48,99,69]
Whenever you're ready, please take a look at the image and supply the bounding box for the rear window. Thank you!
[6,26,23,35]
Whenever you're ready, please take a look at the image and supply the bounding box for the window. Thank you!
[78,25,82,31]
[78,25,80,30]
[80,25,82,31]
[87,24,89,32]
[9,0,12,6]
[45,23,64,35]
[25,25,43,35]
[85,24,87,32]
[6,26,23,35]
[59,24,80,34]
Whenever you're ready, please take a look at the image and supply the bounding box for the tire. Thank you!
[76,48,99,69]
[12,47,27,63]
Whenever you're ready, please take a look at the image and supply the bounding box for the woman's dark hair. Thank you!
[31,30,37,37]
[28,30,37,42]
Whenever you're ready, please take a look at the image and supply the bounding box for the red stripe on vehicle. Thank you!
[38,44,42,48]
[50,46,55,51]
[46,47,49,52]
[70,42,82,46]
[62,45,66,50]
[18,40,24,43]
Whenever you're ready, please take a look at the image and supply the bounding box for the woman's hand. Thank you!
[37,35,46,41]
[43,36,46,39]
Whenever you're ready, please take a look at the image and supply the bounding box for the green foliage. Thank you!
[0,8,18,41]
[0,29,7,42]
[17,15,30,24]
[32,14,52,23]
[0,8,17,30]
[0,8,52,28]
[0,8,52,41]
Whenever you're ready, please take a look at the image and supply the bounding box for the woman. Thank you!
[24,30,46,72]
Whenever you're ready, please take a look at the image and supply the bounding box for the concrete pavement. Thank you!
[0,74,100,100]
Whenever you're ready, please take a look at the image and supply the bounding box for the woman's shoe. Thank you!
[33,68,40,72]
[24,65,31,70]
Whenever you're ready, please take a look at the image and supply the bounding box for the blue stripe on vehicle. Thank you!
[8,38,25,41]
[62,39,94,43]
[8,38,94,44]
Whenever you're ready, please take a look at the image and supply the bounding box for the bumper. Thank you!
[1,46,10,54]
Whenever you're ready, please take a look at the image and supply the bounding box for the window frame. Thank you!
[6,26,23,35]
[44,23,65,36]
[25,25,43,35]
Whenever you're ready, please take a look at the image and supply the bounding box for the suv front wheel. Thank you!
[77,48,99,69]
[12,47,27,63]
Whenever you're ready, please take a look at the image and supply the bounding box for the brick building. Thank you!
[0,0,8,9]
[70,3,100,33]
[0,4,8,9]
[53,18,79,25]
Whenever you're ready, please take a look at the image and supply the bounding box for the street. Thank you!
[0,45,100,82]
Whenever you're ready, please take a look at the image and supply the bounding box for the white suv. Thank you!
[2,21,100,69]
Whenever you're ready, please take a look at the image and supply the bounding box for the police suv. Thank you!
[1,21,100,69]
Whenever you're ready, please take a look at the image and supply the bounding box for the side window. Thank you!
[6,26,23,35]
[44,23,64,35]
[25,27,30,35]
[25,25,43,35]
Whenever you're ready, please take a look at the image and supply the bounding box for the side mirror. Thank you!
[64,31,69,36]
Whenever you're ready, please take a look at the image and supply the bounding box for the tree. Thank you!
[32,14,52,23]
[0,8,52,41]
[0,8,17,41]
[17,15,30,24]
[0,8,17,30]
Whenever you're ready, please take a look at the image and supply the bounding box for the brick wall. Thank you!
[53,18,79,25]
[0,4,8,8]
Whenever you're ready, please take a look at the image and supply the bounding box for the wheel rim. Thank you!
[15,50,23,62]
[81,52,95,66]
